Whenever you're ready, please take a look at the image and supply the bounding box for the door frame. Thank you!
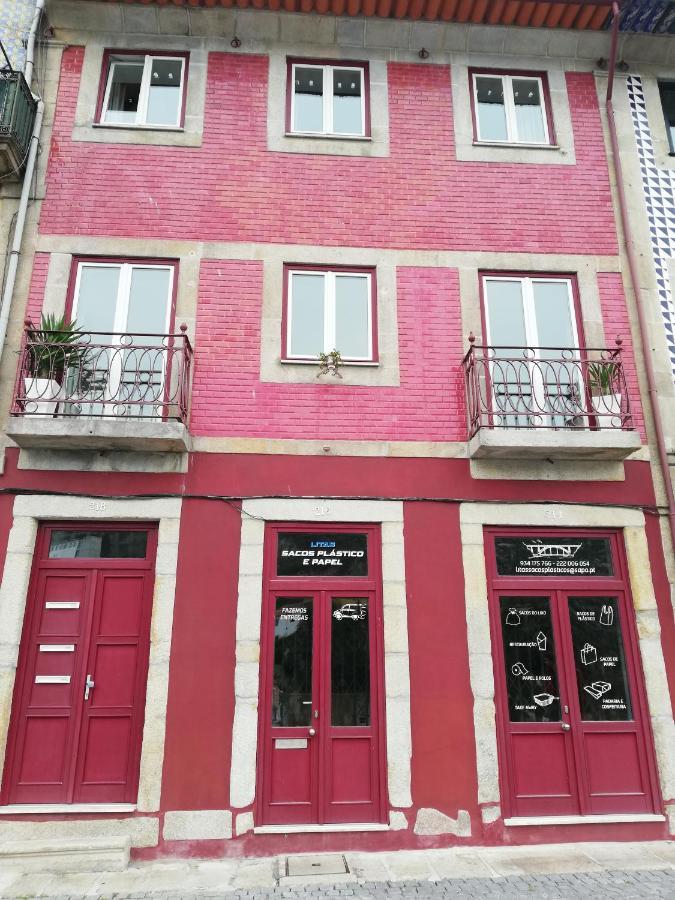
[0,521,158,806]
[254,522,388,826]
[485,526,662,820]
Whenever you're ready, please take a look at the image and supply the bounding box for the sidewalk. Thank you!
[0,841,674,898]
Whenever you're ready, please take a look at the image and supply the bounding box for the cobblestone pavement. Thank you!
[6,870,675,899]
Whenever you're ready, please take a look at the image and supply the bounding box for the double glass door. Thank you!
[493,590,658,818]
[258,589,384,825]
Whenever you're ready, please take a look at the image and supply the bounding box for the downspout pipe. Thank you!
[0,0,45,358]
[605,1,675,553]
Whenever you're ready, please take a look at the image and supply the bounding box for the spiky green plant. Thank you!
[27,313,83,381]
[588,360,619,396]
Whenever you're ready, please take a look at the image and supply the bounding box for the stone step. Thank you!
[0,835,130,874]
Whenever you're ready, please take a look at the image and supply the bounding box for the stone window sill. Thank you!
[280,358,379,367]
[473,140,560,150]
[284,132,372,143]
[92,123,184,134]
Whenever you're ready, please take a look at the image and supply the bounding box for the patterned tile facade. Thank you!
[0,0,35,71]
[627,75,675,378]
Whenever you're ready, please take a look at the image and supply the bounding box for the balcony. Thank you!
[0,71,37,177]
[462,338,641,461]
[7,323,193,452]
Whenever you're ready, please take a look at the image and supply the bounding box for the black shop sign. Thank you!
[495,536,614,577]
[277,532,368,577]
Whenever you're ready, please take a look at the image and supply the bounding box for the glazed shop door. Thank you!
[494,591,658,817]
[257,526,386,826]
[259,591,383,825]
[2,524,156,805]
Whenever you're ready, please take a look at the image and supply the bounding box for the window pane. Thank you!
[332,597,370,726]
[332,68,362,135]
[532,281,574,350]
[127,268,171,336]
[146,58,182,126]
[476,76,507,141]
[273,599,312,727]
[335,275,370,358]
[104,60,143,124]
[567,597,632,721]
[512,78,546,143]
[289,273,325,357]
[500,596,561,723]
[659,82,675,153]
[485,280,529,426]
[293,66,323,133]
[75,266,120,334]
[49,530,148,558]
[485,280,526,347]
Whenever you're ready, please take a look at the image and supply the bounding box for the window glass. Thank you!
[127,268,171,336]
[293,66,324,133]
[658,82,675,153]
[532,281,574,350]
[332,597,370,726]
[289,273,325,357]
[476,76,508,141]
[272,599,313,727]
[75,266,120,334]
[104,61,143,124]
[49,530,148,558]
[335,275,369,358]
[500,596,561,723]
[146,58,182,126]
[332,68,362,135]
[512,78,546,143]
[567,597,632,721]
[485,280,526,347]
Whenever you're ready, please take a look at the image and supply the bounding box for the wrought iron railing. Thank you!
[463,336,633,438]
[12,322,193,424]
[0,71,37,172]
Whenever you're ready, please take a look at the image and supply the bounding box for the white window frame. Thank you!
[473,73,550,146]
[101,54,186,129]
[285,269,374,362]
[289,63,366,137]
[72,262,174,336]
[482,275,580,428]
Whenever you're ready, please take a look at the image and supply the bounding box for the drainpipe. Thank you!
[0,0,45,357]
[605,0,675,553]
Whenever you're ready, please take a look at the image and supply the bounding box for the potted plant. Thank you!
[588,359,622,429]
[23,314,82,416]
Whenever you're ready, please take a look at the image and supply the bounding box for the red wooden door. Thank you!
[493,588,660,817]
[2,525,156,806]
[258,589,384,825]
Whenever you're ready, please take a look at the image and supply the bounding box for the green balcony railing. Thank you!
[0,71,37,175]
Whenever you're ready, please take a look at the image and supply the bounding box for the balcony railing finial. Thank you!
[468,331,476,346]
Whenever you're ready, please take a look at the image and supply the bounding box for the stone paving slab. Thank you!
[0,841,673,898]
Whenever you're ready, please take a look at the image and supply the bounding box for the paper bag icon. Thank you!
[581,643,597,665]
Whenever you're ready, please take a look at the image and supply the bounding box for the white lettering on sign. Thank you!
[89,501,107,512]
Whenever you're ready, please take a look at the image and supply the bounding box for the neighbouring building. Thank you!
[0,0,674,870]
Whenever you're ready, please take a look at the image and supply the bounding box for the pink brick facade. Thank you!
[42,51,617,255]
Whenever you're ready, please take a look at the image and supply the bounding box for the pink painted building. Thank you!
[0,0,673,870]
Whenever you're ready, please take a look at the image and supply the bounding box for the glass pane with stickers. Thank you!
[331,597,370,726]
[272,599,313,727]
[499,596,561,723]
[567,596,632,721]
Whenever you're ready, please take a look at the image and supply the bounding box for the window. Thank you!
[284,267,375,362]
[98,52,187,128]
[482,274,581,427]
[472,71,551,145]
[287,59,369,137]
[658,81,675,154]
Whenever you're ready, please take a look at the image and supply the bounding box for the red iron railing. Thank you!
[462,336,633,438]
[12,322,193,424]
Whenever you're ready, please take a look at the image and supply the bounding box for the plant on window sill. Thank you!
[317,349,343,378]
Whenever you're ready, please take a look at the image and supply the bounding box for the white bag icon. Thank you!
[581,643,597,665]
[600,605,614,626]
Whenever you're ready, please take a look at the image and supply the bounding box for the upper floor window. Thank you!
[658,81,675,154]
[483,274,578,350]
[287,59,369,137]
[284,266,376,362]
[472,71,552,145]
[98,52,187,128]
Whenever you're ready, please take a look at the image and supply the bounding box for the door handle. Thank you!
[308,727,316,737]
[561,722,571,731]
[84,674,95,701]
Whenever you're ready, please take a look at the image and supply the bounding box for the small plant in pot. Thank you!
[23,314,82,416]
[588,359,622,428]
[317,349,343,378]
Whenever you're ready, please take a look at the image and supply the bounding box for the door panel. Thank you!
[511,732,577,801]
[3,527,155,806]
